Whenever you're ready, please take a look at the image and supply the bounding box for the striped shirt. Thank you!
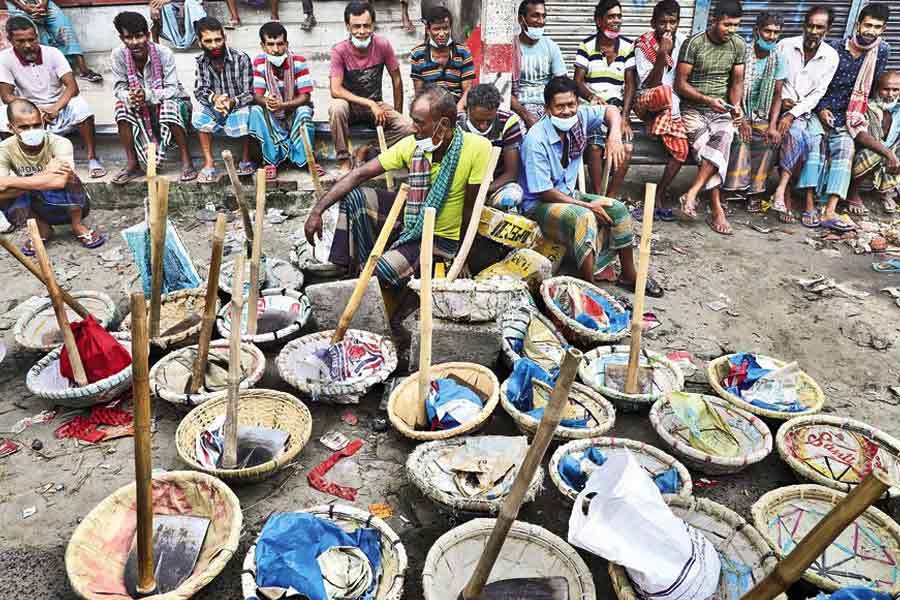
[457,109,523,178]
[194,46,254,109]
[574,34,636,107]
[410,42,475,99]
[251,53,314,98]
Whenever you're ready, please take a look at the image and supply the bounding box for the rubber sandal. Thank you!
[778,211,797,224]
[615,276,665,298]
[237,161,255,176]
[679,194,697,219]
[224,19,240,30]
[180,166,198,182]
[111,167,143,186]
[848,200,869,216]
[88,158,107,179]
[821,217,856,232]
[198,167,220,184]
[873,259,900,273]
[748,197,763,213]
[882,195,897,214]
[78,70,103,83]
[801,210,820,228]
[706,216,734,236]
[657,207,676,222]
[76,229,106,249]
[265,164,278,181]
[21,234,50,256]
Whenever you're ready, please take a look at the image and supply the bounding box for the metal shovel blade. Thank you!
[124,515,211,596]
[479,576,569,600]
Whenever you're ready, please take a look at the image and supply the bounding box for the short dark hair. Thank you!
[113,11,149,36]
[259,21,287,42]
[859,3,890,24]
[594,0,621,21]
[413,84,458,122]
[652,0,681,22]
[344,1,376,24]
[195,16,224,37]
[756,10,783,30]
[544,75,578,105]
[805,5,835,28]
[467,84,502,111]
[518,0,545,18]
[6,97,39,124]
[5,16,36,38]
[424,5,453,27]
[713,0,742,20]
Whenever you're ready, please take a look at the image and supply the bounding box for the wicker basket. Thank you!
[216,288,311,349]
[549,437,692,503]
[387,362,499,441]
[406,435,544,515]
[500,304,567,369]
[777,415,900,499]
[276,329,398,402]
[241,504,407,600]
[540,275,630,347]
[66,470,242,600]
[219,256,305,295]
[579,345,684,413]
[650,393,773,475]
[122,288,214,351]
[290,226,345,277]
[149,340,266,407]
[408,277,529,323]
[499,378,615,441]
[609,496,786,600]
[422,518,596,600]
[26,332,133,408]
[707,354,826,420]
[175,389,312,484]
[752,484,900,594]
[14,291,116,353]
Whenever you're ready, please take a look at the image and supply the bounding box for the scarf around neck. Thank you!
[264,52,295,121]
[846,36,882,138]
[742,39,778,122]
[125,43,163,143]
[637,31,674,69]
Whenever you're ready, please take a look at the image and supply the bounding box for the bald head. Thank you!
[410,85,458,150]
[412,85,457,123]
[7,98,41,126]
[877,71,900,105]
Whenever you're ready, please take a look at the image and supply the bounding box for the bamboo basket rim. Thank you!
[122,287,214,350]
[218,256,305,295]
[540,275,630,345]
[14,290,117,352]
[215,288,311,345]
[500,304,568,368]
[499,378,616,440]
[579,344,685,406]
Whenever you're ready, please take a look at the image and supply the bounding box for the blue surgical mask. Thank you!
[266,52,287,66]
[18,128,45,147]
[550,114,578,132]
[350,35,371,50]
[756,37,776,52]
[524,26,544,41]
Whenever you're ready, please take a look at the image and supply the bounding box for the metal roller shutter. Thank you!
[708,0,854,49]
[850,1,900,70]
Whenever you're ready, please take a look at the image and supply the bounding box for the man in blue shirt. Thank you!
[520,75,663,297]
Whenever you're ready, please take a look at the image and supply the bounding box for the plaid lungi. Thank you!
[798,117,855,202]
[329,187,460,288]
[191,105,251,138]
[635,85,690,163]
[779,116,817,179]
[852,114,900,194]
[115,97,191,168]
[681,108,736,190]
[248,105,315,168]
[2,179,90,227]
[723,121,777,194]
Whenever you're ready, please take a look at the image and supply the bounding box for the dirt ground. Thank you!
[1,166,900,599]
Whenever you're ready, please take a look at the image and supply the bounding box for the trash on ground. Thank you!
[666,351,698,376]
[320,430,350,451]
[706,301,728,312]
[308,439,364,501]
[22,506,36,519]
[340,411,359,426]
[0,439,22,458]
[7,410,56,435]
[368,503,394,519]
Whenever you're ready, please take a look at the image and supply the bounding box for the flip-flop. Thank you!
[198,167,220,184]
[615,276,665,298]
[848,200,869,216]
[679,194,697,219]
[778,211,797,224]
[180,166,198,182]
[78,70,103,84]
[265,164,278,181]
[801,210,820,228]
[21,235,49,257]
[88,158,107,179]
[237,161,255,176]
[224,19,240,30]
[821,217,856,232]
[76,229,106,249]
[706,216,734,236]
[883,196,897,214]
[111,167,143,186]
[873,259,900,273]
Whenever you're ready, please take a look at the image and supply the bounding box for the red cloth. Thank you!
[60,315,132,383]
[307,439,364,501]
[54,404,133,443]
[635,85,690,164]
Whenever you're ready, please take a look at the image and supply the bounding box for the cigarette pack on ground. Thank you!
[477,206,541,249]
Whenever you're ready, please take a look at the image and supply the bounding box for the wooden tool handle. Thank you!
[299,125,324,198]
[376,125,395,192]
[146,143,157,179]
[190,214,227,394]
[599,152,612,197]
[130,291,157,595]
[416,207,437,425]
[0,237,90,319]
[625,183,656,395]
[578,162,587,195]
[148,177,169,338]
[246,170,266,335]
[331,184,409,344]
[223,252,245,470]
[27,220,87,386]
[461,348,583,600]
[446,146,502,282]
[221,150,255,244]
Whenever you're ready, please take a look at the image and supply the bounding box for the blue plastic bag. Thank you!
[504,358,555,412]
[817,589,892,600]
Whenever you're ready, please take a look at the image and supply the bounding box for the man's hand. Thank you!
[149,0,171,9]
[39,104,59,122]
[370,100,387,126]
[738,120,752,143]
[781,98,797,112]
[777,113,795,138]
[765,125,782,146]
[708,97,729,114]
[45,158,73,177]
[887,151,900,174]
[621,120,634,142]
[265,95,282,112]
[604,135,626,173]
[128,88,146,109]
[818,109,835,129]
[304,209,323,245]
[587,199,613,225]
[659,31,675,55]
[214,95,232,116]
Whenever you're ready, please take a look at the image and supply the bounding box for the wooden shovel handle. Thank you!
[190,213,227,394]
[148,177,169,338]
[376,125,395,192]
[223,252,245,470]
[222,150,255,245]
[0,237,90,319]
[331,184,409,344]
[625,183,656,394]
[416,207,437,425]
[599,152,612,196]
[299,125,324,198]
[246,170,266,335]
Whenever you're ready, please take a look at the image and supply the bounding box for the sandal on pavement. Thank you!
[615,276,665,298]
[265,164,278,181]
[21,235,48,257]
[748,196,763,213]
[76,229,106,249]
[78,70,103,84]
[882,195,898,214]
[237,161,255,176]
[300,14,317,31]
[706,216,734,236]
[111,167,143,186]
[88,158,107,179]
[197,167,220,184]
[801,210,820,228]
[821,217,856,232]
[778,210,797,224]
[180,166,198,182]
[873,259,900,273]
[848,199,869,215]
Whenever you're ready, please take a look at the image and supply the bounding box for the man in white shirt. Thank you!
[770,6,839,226]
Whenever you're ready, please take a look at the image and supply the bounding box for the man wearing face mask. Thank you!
[0,99,104,255]
[511,0,567,130]
[457,84,524,213]
[520,76,664,297]
[797,4,891,230]
[248,22,318,182]
[411,6,475,112]
[850,71,900,215]
[305,85,491,290]
[329,1,414,175]
[191,17,255,184]
[110,12,195,185]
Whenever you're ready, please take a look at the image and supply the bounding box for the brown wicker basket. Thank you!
[540,275,630,347]
[14,291,116,352]
[122,287,214,351]
[499,378,615,441]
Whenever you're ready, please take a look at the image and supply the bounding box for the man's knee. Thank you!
[329,99,351,120]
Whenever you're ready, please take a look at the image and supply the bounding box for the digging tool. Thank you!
[222,150,255,248]
[222,252,245,469]
[578,162,587,195]
[376,125,395,192]
[625,183,656,395]
[246,170,266,335]
[189,213,227,394]
[415,207,437,425]
[299,125,324,198]
[27,219,86,387]
[0,237,90,319]
[599,153,612,197]
[460,348,583,600]
[124,292,210,597]
[148,176,170,338]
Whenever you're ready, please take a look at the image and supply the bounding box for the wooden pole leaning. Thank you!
[625,183,656,395]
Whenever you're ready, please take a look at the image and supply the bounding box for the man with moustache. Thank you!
[850,71,900,214]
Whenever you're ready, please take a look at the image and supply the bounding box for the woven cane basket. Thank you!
[219,256,305,295]
[650,393,773,475]
[776,415,900,499]
[707,354,825,420]
[216,288,311,349]
[122,288,214,351]
[423,518,596,600]
[175,389,312,484]
[499,378,615,441]
[752,484,900,594]
[14,291,116,352]
[549,437,692,503]
[610,496,786,600]
[387,362,499,441]
[241,504,407,600]
[66,470,242,600]
[26,332,133,408]
[540,275,630,346]
[500,304,568,369]
[579,345,684,413]
[408,277,529,323]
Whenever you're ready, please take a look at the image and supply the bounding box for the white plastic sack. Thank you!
[568,452,720,600]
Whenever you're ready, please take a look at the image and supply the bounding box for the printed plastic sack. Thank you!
[568,452,720,600]
[477,206,541,249]
[61,315,131,383]
[475,248,552,288]
[122,216,201,297]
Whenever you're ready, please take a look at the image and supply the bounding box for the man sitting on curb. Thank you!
[850,70,900,215]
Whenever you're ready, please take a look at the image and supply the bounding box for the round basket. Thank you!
[276,329,397,402]
[26,332,133,408]
[219,256,305,295]
[216,288,311,348]
[65,470,242,600]
[776,415,900,499]
[149,340,266,406]
[499,378,615,441]
[14,291,116,353]
[500,304,568,369]
[290,227,345,277]
[387,362,499,442]
[549,437,692,503]
[408,278,529,323]
[422,518,596,600]
[609,496,786,600]
[241,504,406,600]
[649,393,773,475]
[579,345,684,413]
[175,389,312,484]
[752,484,900,594]
[540,275,630,346]
[122,288,214,351]
[707,354,825,420]
[406,435,544,515]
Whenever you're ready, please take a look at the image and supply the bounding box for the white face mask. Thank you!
[429,36,453,48]
[18,128,45,147]
[550,114,578,132]
[350,35,372,50]
[523,26,544,41]
[880,99,899,110]
[266,52,287,66]
[466,118,492,137]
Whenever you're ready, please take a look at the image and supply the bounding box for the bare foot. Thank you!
[337,159,352,175]
[706,213,733,235]
[679,192,698,219]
